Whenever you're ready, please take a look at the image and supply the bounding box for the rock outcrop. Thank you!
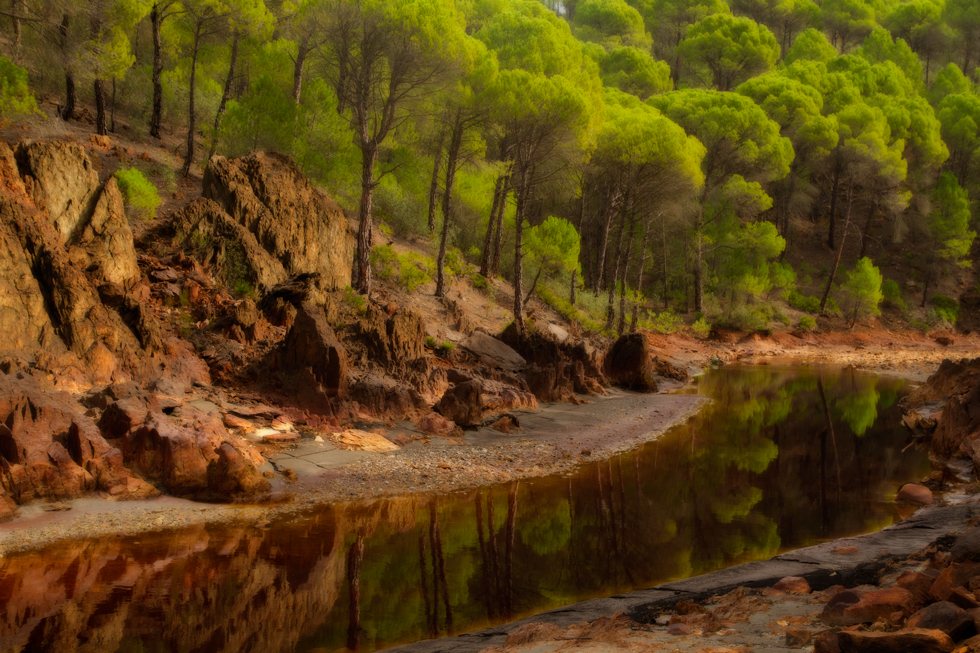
[276,302,348,411]
[604,333,688,392]
[204,151,352,290]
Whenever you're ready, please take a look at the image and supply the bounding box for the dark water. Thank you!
[0,365,929,653]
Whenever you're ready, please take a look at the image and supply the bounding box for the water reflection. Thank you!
[0,366,929,653]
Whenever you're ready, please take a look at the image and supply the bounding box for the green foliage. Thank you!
[524,216,581,281]
[840,257,883,326]
[343,287,368,315]
[0,57,40,121]
[641,309,684,334]
[787,290,821,313]
[599,46,672,98]
[929,294,960,324]
[691,316,711,339]
[929,173,975,267]
[797,315,817,331]
[677,14,780,90]
[784,28,837,64]
[370,244,400,281]
[425,335,437,348]
[114,168,161,220]
[370,245,433,292]
[574,0,652,49]
[881,279,905,309]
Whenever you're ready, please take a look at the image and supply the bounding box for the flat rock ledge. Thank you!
[384,502,980,653]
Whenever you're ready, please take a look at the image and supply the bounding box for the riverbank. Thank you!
[0,387,705,555]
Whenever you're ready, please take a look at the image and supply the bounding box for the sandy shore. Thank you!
[0,388,705,555]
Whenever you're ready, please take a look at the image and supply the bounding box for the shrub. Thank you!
[929,294,959,324]
[787,290,821,313]
[114,168,161,220]
[398,252,433,291]
[342,286,367,314]
[691,317,711,339]
[425,335,436,348]
[797,315,816,331]
[0,57,40,121]
[370,244,399,281]
[840,257,883,326]
[642,309,683,334]
[882,279,905,309]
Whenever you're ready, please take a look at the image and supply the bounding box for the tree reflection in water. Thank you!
[0,366,928,653]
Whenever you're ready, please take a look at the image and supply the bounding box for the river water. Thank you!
[0,365,929,653]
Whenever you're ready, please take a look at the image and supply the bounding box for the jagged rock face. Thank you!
[15,140,100,241]
[349,305,427,372]
[204,152,352,290]
[498,325,607,401]
[69,177,140,286]
[172,197,288,292]
[437,380,484,426]
[0,373,157,515]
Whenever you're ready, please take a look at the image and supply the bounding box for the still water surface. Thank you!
[0,365,929,653]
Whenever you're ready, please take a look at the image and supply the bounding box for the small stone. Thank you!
[281,468,298,482]
[223,413,252,430]
[897,483,934,505]
[834,546,861,555]
[773,576,812,595]
[262,470,275,479]
[667,623,691,636]
[897,571,936,605]
[813,630,841,653]
[41,502,72,512]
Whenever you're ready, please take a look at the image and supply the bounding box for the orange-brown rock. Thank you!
[416,412,458,437]
[905,601,975,640]
[437,380,484,427]
[206,441,271,498]
[278,302,348,411]
[822,588,915,626]
[204,151,352,289]
[837,628,954,653]
[604,333,686,392]
[897,483,933,504]
[931,563,980,601]
[772,576,812,595]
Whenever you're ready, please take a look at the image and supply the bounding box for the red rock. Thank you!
[834,546,861,555]
[897,570,936,605]
[905,601,975,641]
[897,483,933,505]
[437,380,483,427]
[931,563,980,601]
[823,588,915,626]
[950,587,980,610]
[784,627,812,648]
[206,441,271,498]
[503,623,562,647]
[223,413,252,430]
[837,628,953,653]
[814,630,841,653]
[816,585,848,602]
[260,432,299,443]
[667,623,691,635]
[773,576,812,595]
[416,412,458,437]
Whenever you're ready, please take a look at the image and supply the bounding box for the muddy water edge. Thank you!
[0,365,929,653]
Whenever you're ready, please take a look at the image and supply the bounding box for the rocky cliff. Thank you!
[0,138,686,520]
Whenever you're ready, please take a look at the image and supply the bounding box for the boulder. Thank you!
[437,380,483,427]
[333,429,399,452]
[905,601,975,640]
[897,570,938,605]
[460,331,526,371]
[772,576,812,595]
[951,528,980,564]
[349,373,425,420]
[349,305,428,373]
[604,333,689,391]
[204,152,352,289]
[416,412,458,437]
[278,302,348,410]
[821,588,915,626]
[206,441,271,499]
[929,562,980,601]
[897,483,933,505]
[836,628,953,653]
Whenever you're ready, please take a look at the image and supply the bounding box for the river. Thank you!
[0,364,929,653]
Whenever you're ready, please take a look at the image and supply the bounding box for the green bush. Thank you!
[724,305,768,331]
[0,57,40,121]
[929,294,960,324]
[342,286,367,314]
[114,168,161,220]
[398,252,433,291]
[370,244,399,281]
[691,317,711,339]
[787,290,821,313]
[641,309,683,334]
[882,279,905,309]
[425,335,437,348]
[797,315,817,331]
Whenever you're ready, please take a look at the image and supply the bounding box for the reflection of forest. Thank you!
[0,367,928,653]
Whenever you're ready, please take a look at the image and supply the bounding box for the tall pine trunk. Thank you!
[94,79,107,135]
[512,167,531,338]
[208,31,242,162]
[150,3,164,138]
[181,21,204,176]
[820,185,853,313]
[427,128,446,235]
[436,118,463,297]
[480,174,505,276]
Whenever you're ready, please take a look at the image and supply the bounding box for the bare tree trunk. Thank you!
[346,534,365,651]
[293,35,312,105]
[428,127,446,235]
[150,3,164,138]
[618,215,636,335]
[820,185,853,313]
[208,31,242,162]
[606,210,628,330]
[631,214,653,332]
[94,79,107,135]
[111,78,117,132]
[693,227,704,313]
[827,156,841,249]
[181,21,204,177]
[858,198,877,259]
[490,179,509,277]
[662,217,669,309]
[11,0,22,57]
[480,174,505,276]
[512,168,531,338]
[570,268,577,305]
[436,120,463,297]
[354,142,378,294]
[59,14,75,121]
[593,188,618,295]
